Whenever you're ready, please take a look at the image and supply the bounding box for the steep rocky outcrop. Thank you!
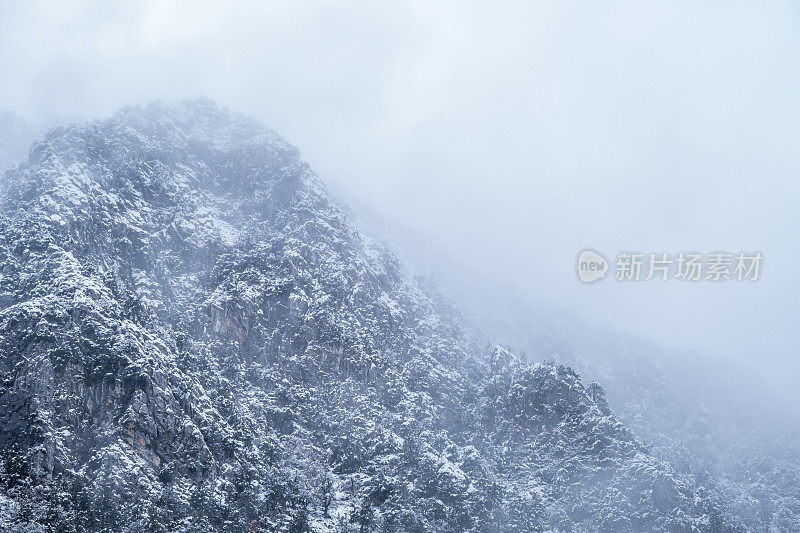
[0,100,728,532]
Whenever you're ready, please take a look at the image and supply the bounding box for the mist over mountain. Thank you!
[345,194,800,532]
[0,100,765,532]
[460,293,800,532]
[0,112,32,170]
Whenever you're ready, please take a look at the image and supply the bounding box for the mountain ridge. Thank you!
[0,100,730,532]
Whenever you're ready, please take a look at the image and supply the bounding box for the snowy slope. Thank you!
[0,100,733,532]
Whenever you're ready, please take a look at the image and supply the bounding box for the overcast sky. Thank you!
[1,1,798,395]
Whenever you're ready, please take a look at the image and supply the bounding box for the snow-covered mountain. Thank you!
[0,100,734,532]
[451,288,800,532]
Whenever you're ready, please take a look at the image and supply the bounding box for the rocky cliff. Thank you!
[0,100,729,532]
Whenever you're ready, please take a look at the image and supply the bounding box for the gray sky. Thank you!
[2,1,799,395]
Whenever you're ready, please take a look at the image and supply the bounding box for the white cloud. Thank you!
[1,0,799,394]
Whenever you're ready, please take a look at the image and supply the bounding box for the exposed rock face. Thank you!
[0,100,729,532]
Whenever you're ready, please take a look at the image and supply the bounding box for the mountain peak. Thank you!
[2,101,331,253]
[0,103,727,532]
[111,99,287,152]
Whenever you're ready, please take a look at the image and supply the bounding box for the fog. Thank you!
[1,0,798,401]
